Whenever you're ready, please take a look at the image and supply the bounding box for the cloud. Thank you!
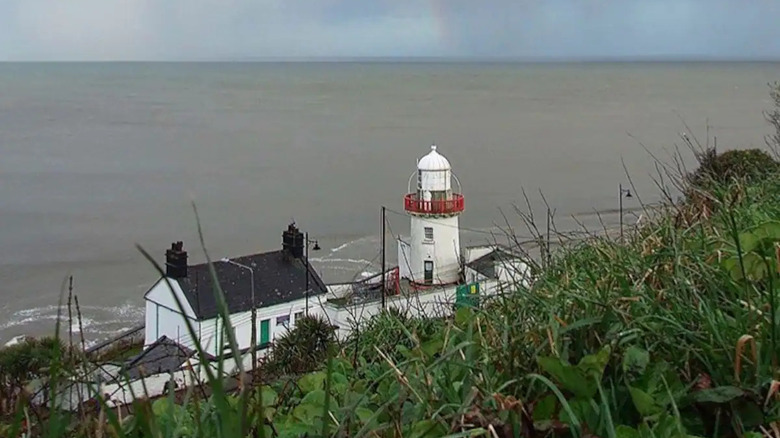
[7,0,157,60]
[1,0,779,61]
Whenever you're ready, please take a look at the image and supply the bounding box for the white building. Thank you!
[321,145,533,339]
[142,223,328,358]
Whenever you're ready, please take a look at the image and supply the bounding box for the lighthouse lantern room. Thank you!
[399,145,465,285]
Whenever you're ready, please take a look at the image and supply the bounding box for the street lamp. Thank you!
[304,233,321,316]
[619,183,633,241]
[220,257,256,376]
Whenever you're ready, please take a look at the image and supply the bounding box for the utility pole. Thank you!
[546,207,551,269]
[620,184,623,241]
[251,273,257,378]
[305,231,309,316]
[619,183,632,242]
[221,258,256,376]
[303,232,320,317]
[68,276,74,355]
[381,206,386,309]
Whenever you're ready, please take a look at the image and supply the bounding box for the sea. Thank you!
[0,60,778,346]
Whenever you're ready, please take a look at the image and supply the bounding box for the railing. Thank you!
[85,324,145,358]
[404,193,465,214]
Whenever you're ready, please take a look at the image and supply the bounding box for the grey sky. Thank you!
[2,0,779,61]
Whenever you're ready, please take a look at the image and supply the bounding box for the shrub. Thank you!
[687,146,780,190]
[764,81,780,157]
[346,307,445,365]
[263,314,337,378]
[0,336,73,417]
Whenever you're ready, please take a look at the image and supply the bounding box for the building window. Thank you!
[424,227,434,240]
[417,170,423,190]
[277,315,290,329]
[295,311,304,322]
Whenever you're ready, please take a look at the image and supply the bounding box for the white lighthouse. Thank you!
[398,145,465,285]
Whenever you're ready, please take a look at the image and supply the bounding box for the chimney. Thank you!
[165,241,188,278]
[282,223,304,259]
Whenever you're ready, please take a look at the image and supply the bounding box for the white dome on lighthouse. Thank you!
[417,145,451,171]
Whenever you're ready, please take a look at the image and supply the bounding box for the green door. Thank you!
[260,319,270,345]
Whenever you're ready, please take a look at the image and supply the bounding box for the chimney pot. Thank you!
[282,223,304,259]
[165,241,188,278]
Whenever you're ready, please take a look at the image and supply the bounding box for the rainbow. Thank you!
[427,0,455,53]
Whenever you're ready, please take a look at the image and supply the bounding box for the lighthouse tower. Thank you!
[400,145,465,285]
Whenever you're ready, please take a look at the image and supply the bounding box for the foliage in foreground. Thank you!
[0,337,74,418]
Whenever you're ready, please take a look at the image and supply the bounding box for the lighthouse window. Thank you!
[417,170,423,190]
[424,227,434,240]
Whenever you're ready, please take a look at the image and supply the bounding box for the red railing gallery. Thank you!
[403,193,465,214]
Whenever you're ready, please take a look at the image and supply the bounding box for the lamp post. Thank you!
[221,257,256,376]
[304,233,321,316]
[619,183,633,241]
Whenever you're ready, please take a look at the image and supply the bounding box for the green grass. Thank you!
[4,137,780,436]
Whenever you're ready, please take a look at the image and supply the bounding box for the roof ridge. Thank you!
[175,250,329,320]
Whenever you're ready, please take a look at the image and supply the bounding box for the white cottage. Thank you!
[142,223,328,357]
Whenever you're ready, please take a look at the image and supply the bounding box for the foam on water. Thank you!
[0,303,144,346]
[309,257,373,265]
[328,236,373,254]
[329,242,352,253]
[4,335,28,347]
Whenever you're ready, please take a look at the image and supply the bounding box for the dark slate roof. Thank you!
[120,336,196,381]
[466,247,522,279]
[176,250,328,320]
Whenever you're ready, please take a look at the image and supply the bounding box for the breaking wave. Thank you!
[0,303,144,347]
[328,236,374,254]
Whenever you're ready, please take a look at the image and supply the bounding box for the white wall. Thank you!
[464,246,495,264]
[144,300,157,347]
[325,278,501,341]
[409,215,461,284]
[196,296,325,357]
[144,278,197,318]
[197,318,219,356]
[326,284,353,300]
[144,278,200,348]
[58,335,306,411]
[397,238,412,280]
[496,258,533,289]
[144,274,330,356]
[100,351,257,409]
[464,266,488,284]
[463,249,533,290]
